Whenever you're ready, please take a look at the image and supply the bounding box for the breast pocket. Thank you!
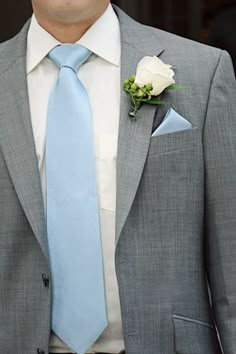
[148,127,199,157]
[172,314,222,354]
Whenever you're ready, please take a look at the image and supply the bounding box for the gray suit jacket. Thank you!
[0,5,235,354]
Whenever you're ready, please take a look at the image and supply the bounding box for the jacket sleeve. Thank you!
[204,50,236,354]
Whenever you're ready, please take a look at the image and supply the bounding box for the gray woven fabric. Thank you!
[0,5,235,354]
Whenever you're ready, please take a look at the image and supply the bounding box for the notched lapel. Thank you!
[115,38,165,246]
[0,55,49,261]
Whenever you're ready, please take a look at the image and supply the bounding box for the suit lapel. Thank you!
[114,7,165,245]
[0,23,49,260]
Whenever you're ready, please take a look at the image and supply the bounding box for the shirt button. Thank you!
[37,349,45,354]
[41,274,50,288]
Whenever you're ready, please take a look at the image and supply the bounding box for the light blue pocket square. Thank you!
[152,108,192,137]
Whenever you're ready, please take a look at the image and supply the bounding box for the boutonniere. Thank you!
[123,56,183,119]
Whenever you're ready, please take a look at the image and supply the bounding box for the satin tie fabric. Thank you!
[46,44,107,354]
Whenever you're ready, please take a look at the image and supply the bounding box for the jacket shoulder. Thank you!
[140,23,222,66]
[0,20,30,75]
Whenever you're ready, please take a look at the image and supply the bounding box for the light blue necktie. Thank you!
[46,44,107,354]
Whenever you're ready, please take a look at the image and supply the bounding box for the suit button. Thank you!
[37,349,45,354]
[42,274,50,288]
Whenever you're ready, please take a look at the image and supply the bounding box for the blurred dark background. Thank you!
[0,0,235,69]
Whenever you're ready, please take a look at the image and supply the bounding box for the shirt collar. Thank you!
[27,3,121,74]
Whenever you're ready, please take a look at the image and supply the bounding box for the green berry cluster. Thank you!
[123,75,153,100]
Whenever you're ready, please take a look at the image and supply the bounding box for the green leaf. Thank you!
[166,84,185,91]
[145,99,167,105]
[144,97,166,105]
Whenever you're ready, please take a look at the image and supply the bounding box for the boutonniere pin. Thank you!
[123,56,183,119]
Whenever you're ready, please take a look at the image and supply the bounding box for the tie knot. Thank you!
[48,44,92,72]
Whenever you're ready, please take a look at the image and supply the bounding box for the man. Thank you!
[0,1,235,353]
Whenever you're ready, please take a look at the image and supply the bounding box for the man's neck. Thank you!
[33,4,109,43]
[34,17,95,43]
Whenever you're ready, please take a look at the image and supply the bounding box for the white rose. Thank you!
[134,56,175,96]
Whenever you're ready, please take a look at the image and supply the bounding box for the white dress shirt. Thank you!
[26,5,124,353]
